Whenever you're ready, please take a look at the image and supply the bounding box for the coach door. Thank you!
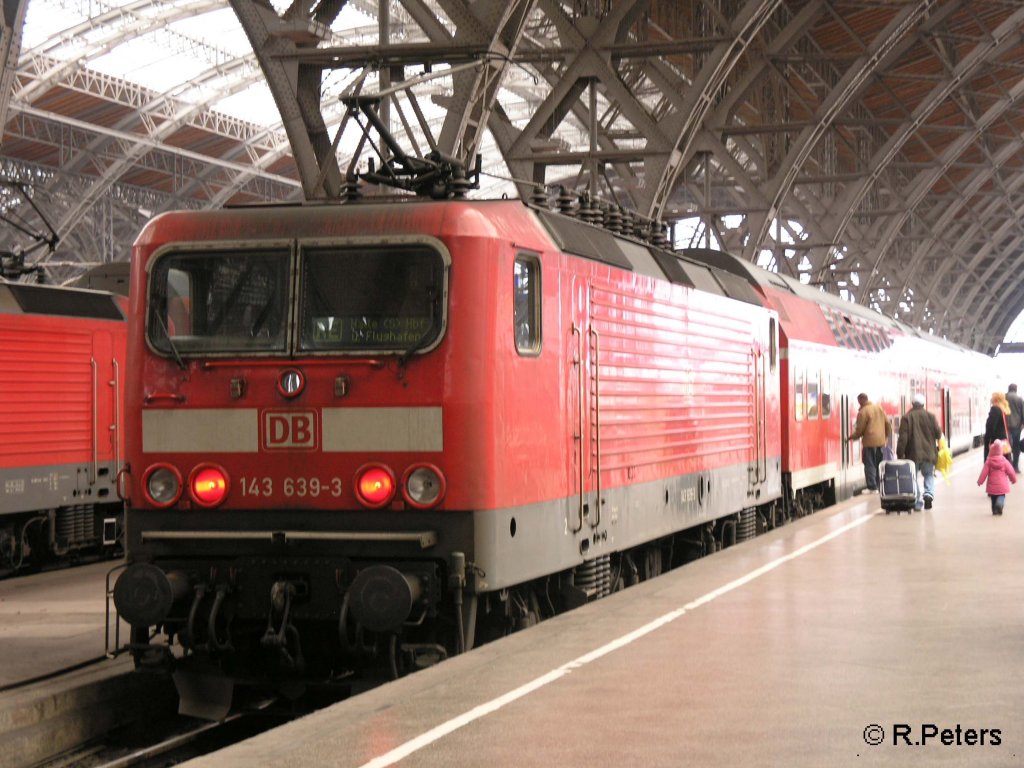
[567,278,599,534]
[840,394,851,469]
[750,346,767,491]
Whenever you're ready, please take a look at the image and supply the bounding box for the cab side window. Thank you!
[514,255,541,355]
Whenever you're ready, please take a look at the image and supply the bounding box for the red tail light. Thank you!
[190,464,229,507]
[355,464,396,508]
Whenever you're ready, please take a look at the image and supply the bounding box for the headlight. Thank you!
[144,465,182,508]
[403,464,446,508]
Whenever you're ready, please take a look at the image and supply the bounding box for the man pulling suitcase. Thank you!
[896,393,942,511]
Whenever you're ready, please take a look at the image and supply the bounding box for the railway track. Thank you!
[37,696,284,768]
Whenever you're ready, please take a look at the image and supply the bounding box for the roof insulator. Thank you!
[556,186,577,216]
[605,206,622,233]
[449,168,471,199]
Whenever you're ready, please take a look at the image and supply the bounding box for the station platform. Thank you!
[0,561,177,768]
[0,560,123,686]
[174,449,1024,768]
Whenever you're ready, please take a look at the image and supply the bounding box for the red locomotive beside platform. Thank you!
[0,281,127,574]
[111,196,990,711]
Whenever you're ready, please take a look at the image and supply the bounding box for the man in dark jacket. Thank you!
[896,393,942,510]
[1006,384,1024,471]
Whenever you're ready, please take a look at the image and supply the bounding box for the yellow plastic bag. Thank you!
[936,436,953,484]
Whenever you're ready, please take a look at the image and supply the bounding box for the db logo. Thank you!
[262,409,318,450]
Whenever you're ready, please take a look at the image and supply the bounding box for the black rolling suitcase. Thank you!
[879,459,917,513]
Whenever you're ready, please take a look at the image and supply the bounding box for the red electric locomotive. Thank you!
[0,281,127,575]
[112,198,783,709]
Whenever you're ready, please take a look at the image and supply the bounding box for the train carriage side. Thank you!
[0,282,126,573]
[114,199,784,692]
[896,332,992,454]
[678,250,877,504]
[752,279,990,498]
[677,247,988,505]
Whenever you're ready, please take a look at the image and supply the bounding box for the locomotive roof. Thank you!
[539,208,976,356]
[531,206,764,308]
[0,281,125,320]
[138,198,556,253]
[137,197,975,356]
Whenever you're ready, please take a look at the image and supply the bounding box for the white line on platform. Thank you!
[359,511,876,768]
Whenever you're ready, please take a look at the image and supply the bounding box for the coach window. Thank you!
[807,371,820,419]
[795,369,805,422]
[769,318,778,372]
[821,374,832,418]
[514,255,541,355]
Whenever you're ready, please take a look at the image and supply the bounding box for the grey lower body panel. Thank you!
[473,459,783,591]
[0,461,119,516]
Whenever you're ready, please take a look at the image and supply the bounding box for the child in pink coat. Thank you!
[978,439,1017,515]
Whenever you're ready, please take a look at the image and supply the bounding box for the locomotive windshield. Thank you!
[148,248,291,355]
[298,245,445,353]
[146,241,447,358]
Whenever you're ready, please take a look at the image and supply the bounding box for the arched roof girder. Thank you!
[56,54,266,179]
[989,269,1024,351]
[938,187,1024,347]
[814,5,1016,288]
[17,28,282,258]
[17,0,225,103]
[646,0,782,222]
[431,0,535,166]
[959,224,1024,352]
[38,74,276,258]
[743,0,937,265]
[859,48,1024,319]
[913,143,1024,301]
[501,0,673,205]
[850,8,1024,300]
[910,140,1024,334]
[0,0,29,131]
[657,2,836,260]
[227,0,344,199]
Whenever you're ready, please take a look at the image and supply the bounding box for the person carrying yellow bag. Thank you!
[936,435,953,484]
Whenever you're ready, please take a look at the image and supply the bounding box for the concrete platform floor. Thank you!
[177,450,1024,768]
[0,559,126,686]
[0,561,158,768]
